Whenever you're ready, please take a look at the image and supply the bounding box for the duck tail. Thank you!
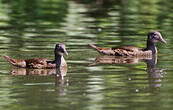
[3,56,16,65]
[89,44,101,52]
[89,44,115,55]
[3,56,26,68]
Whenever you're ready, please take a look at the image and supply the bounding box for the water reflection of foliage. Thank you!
[0,0,68,56]
[73,0,172,49]
[0,0,172,109]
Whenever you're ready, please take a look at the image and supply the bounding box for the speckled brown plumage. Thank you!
[3,43,68,69]
[89,31,166,56]
[3,56,55,68]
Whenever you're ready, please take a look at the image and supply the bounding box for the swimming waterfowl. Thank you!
[3,43,68,69]
[89,31,166,56]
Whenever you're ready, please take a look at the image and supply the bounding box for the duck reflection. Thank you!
[10,67,69,95]
[11,68,56,76]
[10,65,67,84]
[90,55,166,89]
[54,67,69,96]
[145,55,166,89]
[11,67,67,76]
[90,55,152,65]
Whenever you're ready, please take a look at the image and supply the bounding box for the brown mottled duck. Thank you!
[89,31,166,56]
[3,43,68,69]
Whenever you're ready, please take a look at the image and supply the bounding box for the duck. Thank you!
[90,55,152,66]
[3,43,68,69]
[10,68,56,76]
[89,31,166,56]
[10,68,67,77]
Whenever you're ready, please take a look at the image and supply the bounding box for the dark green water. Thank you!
[0,0,173,110]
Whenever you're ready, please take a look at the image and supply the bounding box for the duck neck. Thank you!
[145,40,157,54]
[55,54,62,67]
[54,54,66,68]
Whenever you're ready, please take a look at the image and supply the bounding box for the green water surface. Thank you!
[0,0,173,110]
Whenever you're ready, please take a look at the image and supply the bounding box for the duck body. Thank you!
[89,31,166,56]
[3,56,50,68]
[89,44,152,56]
[3,43,68,69]
[3,56,67,69]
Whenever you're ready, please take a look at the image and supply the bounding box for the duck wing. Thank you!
[89,44,116,55]
[47,61,56,68]
[113,46,140,52]
[3,56,55,69]
[25,58,49,69]
[89,44,141,56]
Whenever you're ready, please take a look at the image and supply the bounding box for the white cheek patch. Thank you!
[58,51,63,56]
[153,39,158,42]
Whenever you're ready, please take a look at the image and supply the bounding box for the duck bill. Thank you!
[160,37,167,44]
[64,49,68,56]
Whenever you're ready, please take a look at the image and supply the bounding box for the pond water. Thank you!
[0,0,173,110]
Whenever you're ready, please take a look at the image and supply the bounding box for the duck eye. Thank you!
[58,47,64,52]
[152,34,159,39]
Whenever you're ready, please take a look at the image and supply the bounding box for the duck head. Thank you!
[148,31,166,44]
[54,43,68,56]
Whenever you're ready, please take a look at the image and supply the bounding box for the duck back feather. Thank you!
[89,44,152,56]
